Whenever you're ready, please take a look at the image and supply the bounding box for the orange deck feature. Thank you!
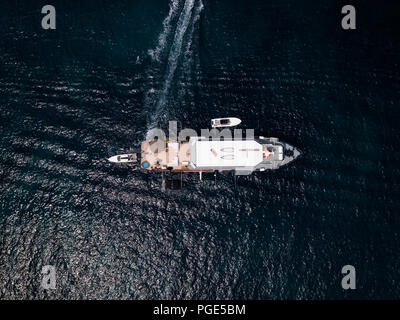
[141,140,191,171]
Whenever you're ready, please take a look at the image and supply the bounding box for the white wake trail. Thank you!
[181,0,204,81]
[147,0,196,129]
[148,0,181,62]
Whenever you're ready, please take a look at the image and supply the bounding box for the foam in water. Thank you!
[145,0,203,131]
[147,0,181,62]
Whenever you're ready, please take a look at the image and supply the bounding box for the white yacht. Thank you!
[109,136,300,176]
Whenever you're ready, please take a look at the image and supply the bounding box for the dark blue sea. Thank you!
[0,0,399,299]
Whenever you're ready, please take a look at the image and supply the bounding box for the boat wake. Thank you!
[144,0,204,132]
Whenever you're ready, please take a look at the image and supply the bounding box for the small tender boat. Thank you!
[211,117,242,128]
[108,153,138,163]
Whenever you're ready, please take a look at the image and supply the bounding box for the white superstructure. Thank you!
[189,138,264,169]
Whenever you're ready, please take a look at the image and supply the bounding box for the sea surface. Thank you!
[0,0,399,299]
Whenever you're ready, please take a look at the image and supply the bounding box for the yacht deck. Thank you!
[141,140,191,170]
